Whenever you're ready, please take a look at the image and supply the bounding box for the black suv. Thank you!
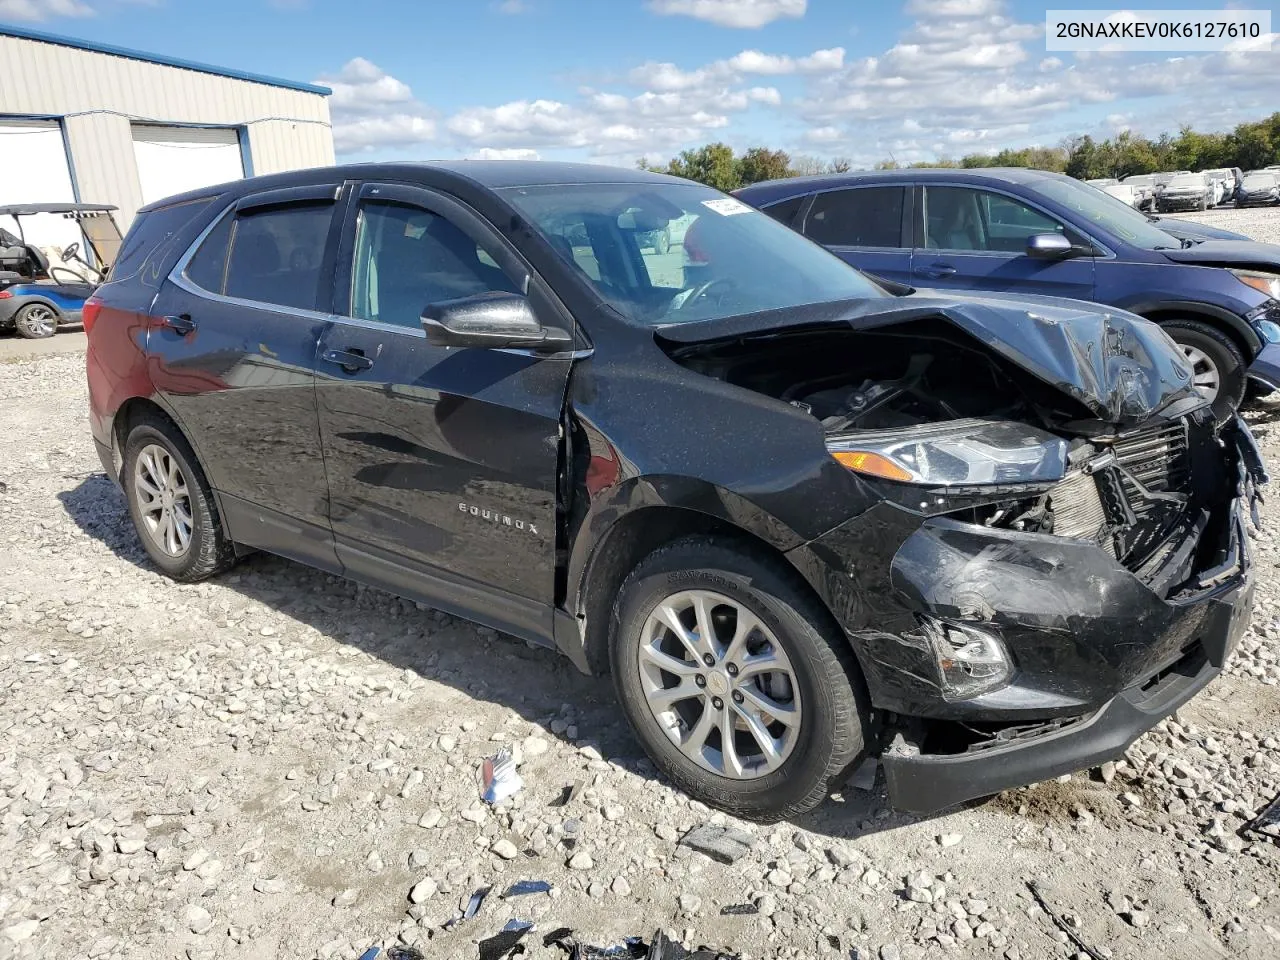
[86,163,1263,821]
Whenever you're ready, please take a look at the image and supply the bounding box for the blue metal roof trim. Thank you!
[0,23,332,96]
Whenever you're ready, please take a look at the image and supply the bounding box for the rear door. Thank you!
[913,185,1095,301]
[314,182,574,642]
[799,185,914,286]
[148,182,343,570]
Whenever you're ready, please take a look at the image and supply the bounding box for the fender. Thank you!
[1120,298,1261,355]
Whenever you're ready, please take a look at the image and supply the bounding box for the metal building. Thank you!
[0,24,333,252]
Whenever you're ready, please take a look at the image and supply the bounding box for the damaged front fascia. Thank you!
[656,292,1200,429]
[784,415,1260,724]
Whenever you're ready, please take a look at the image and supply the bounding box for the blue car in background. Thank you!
[736,168,1280,420]
[0,203,121,339]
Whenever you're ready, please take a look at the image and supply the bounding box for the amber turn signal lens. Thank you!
[831,450,914,482]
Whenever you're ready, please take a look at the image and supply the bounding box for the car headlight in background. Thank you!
[828,419,1067,486]
[1233,269,1280,300]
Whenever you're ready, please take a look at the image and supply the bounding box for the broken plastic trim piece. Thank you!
[502,879,553,898]
[481,747,523,804]
[1239,791,1280,843]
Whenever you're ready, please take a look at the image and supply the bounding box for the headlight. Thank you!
[827,418,1067,486]
[1233,269,1280,300]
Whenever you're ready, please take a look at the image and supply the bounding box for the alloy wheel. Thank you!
[133,443,193,557]
[636,589,802,780]
[18,305,56,338]
[1181,344,1220,404]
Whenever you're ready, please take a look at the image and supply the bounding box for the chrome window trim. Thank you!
[168,199,340,322]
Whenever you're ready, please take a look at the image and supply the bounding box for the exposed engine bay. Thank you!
[664,321,1229,587]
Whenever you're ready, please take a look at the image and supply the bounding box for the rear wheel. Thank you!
[1161,319,1247,422]
[610,537,870,821]
[14,303,59,339]
[122,415,236,581]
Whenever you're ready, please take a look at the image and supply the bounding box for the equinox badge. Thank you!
[459,502,539,535]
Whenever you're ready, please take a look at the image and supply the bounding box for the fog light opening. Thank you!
[921,619,1013,701]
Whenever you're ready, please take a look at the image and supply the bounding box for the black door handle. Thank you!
[161,314,196,334]
[322,348,374,373]
[914,263,956,279]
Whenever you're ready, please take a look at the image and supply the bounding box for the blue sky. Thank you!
[2,0,1277,166]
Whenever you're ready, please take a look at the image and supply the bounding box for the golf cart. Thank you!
[0,203,122,339]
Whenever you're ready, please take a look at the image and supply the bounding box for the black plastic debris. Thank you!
[718,904,758,917]
[503,879,553,899]
[478,923,531,960]
[386,948,425,960]
[551,780,585,808]
[1240,791,1280,843]
[678,824,755,865]
[543,928,738,960]
[1026,880,1107,960]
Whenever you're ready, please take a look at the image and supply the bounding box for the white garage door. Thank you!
[0,119,81,252]
[132,125,245,208]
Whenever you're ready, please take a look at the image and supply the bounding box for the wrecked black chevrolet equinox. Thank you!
[86,163,1265,821]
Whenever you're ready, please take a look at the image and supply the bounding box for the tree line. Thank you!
[638,113,1280,190]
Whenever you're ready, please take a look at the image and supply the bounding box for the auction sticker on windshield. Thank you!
[702,198,753,216]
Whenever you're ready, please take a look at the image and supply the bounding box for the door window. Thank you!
[349,200,520,329]
[185,201,333,311]
[924,187,1065,253]
[805,187,905,247]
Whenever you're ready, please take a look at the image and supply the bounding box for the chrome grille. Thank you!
[1109,419,1190,517]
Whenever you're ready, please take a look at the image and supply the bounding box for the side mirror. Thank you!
[1025,233,1074,259]
[421,292,573,351]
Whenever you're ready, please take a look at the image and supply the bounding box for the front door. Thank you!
[315,182,573,639]
[913,185,1096,301]
[148,183,342,570]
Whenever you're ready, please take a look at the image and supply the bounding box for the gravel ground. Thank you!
[1168,205,1280,244]
[3,272,1280,957]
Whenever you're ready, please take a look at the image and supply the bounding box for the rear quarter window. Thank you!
[109,197,217,286]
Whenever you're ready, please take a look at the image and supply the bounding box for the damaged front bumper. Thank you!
[792,417,1265,816]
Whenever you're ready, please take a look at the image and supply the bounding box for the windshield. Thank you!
[1032,176,1179,250]
[1243,173,1278,188]
[1166,174,1204,189]
[499,181,884,326]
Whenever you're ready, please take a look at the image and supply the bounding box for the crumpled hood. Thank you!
[655,291,1199,426]
[1158,239,1280,269]
[1154,217,1251,242]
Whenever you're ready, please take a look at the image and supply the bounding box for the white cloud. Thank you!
[467,147,541,160]
[0,0,94,19]
[315,59,436,154]
[629,45,843,90]
[647,0,805,29]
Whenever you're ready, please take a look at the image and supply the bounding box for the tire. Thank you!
[122,414,236,582]
[1198,196,1208,211]
[610,536,869,822]
[654,229,670,255]
[14,302,59,339]
[1161,319,1247,422]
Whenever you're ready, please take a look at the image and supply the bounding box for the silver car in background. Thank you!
[1157,172,1214,212]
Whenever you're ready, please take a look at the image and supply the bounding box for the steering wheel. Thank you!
[669,278,736,315]
[61,242,80,262]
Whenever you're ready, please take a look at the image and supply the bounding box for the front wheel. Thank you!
[1162,319,1247,422]
[14,303,59,339]
[610,537,870,821]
